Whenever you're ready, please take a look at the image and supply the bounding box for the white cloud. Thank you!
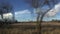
[15,9,31,15]
[46,3,60,17]
[3,13,12,16]
[3,13,12,19]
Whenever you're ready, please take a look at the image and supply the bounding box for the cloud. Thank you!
[3,13,12,19]
[15,10,31,15]
[46,3,60,17]
[15,10,33,22]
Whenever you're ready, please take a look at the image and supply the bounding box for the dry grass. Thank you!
[0,22,60,34]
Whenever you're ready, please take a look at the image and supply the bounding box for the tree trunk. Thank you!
[38,8,52,34]
[36,14,40,34]
[1,14,3,19]
[12,11,15,21]
[38,13,44,34]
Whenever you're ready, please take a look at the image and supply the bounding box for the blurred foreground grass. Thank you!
[0,23,60,34]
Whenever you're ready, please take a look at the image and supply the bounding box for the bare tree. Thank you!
[0,2,15,20]
[25,0,58,34]
[0,2,15,25]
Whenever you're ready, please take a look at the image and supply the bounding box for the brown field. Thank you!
[0,22,60,34]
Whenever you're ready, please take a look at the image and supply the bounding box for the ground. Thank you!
[0,21,60,34]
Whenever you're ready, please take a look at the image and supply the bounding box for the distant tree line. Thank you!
[52,19,60,22]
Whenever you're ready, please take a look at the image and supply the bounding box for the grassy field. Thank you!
[0,22,60,34]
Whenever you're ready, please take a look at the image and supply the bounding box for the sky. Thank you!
[0,0,60,22]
